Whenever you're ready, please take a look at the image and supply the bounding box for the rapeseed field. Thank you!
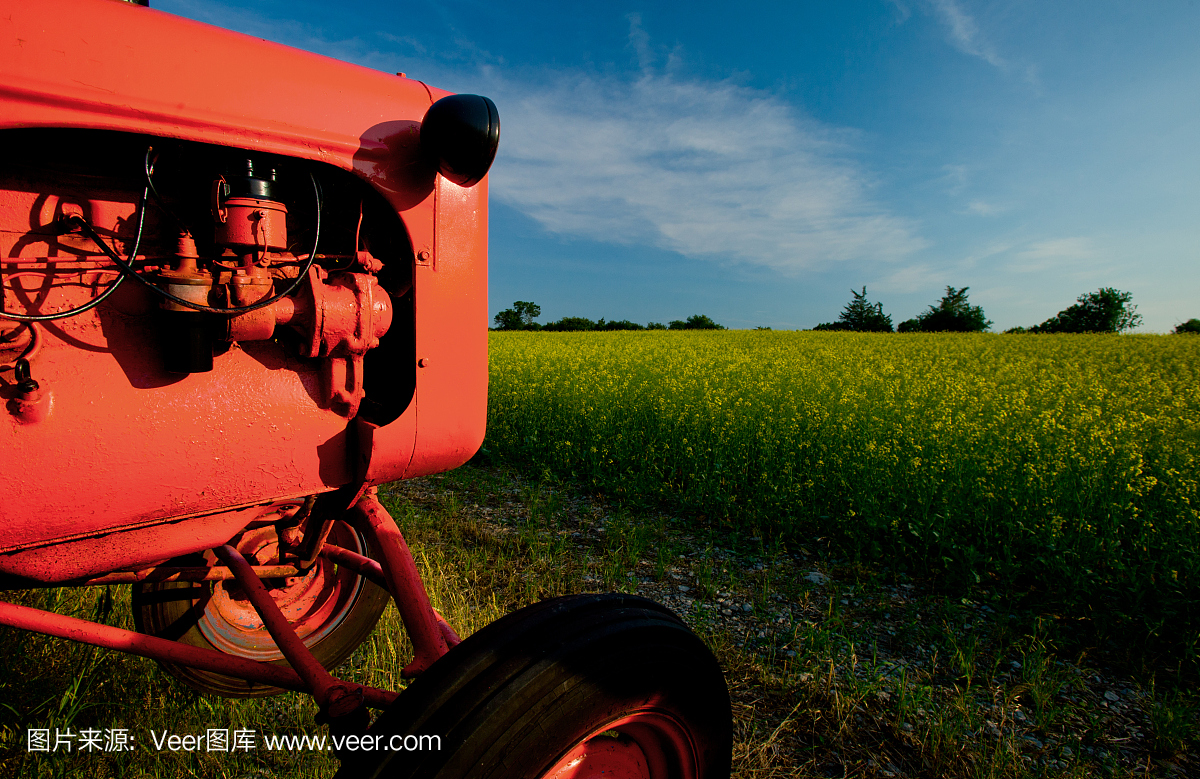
[486,330,1200,655]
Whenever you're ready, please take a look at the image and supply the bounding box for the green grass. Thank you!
[484,330,1200,663]
[1,467,1196,777]
[0,491,517,779]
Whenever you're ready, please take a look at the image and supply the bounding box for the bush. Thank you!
[503,310,719,332]
[668,315,725,330]
[494,301,542,330]
[1173,318,1200,334]
[596,319,645,331]
[905,287,992,332]
[542,316,596,332]
[816,286,892,332]
[1030,288,1141,333]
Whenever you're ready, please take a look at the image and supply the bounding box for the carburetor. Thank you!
[143,155,392,418]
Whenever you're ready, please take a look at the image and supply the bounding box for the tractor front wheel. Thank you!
[339,593,731,779]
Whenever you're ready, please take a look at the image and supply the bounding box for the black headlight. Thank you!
[419,94,500,188]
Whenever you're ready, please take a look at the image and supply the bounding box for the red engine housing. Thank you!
[0,0,492,582]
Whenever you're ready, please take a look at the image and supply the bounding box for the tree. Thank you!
[814,287,892,332]
[597,319,645,331]
[1030,288,1141,333]
[541,316,595,332]
[668,314,725,330]
[493,301,541,330]
[903,286,992,332]
[1174,318,1200,334]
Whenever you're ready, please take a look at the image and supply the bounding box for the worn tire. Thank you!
[338,593,731,779]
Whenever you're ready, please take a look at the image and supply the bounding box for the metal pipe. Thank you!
[321,543,461,647]
[1,565,304,590]
[79,564,302,586]
[0,600,397,708]
[214,545,339,707]
[321,543,387,587]
[348,490,449,676]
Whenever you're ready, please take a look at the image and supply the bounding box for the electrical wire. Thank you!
[324,199,363,272]
[17,321,40,362]
[143,146,192,236]
[71,170,323,316]
[0,187,147,322]
[0,321,40,374]
[1,152,321,320]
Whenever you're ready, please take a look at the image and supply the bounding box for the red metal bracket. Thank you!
[347,489,449,676]
[213,544,369,724]
[0,600,397,709]
[321,542,461,648]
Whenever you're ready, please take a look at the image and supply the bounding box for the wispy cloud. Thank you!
[940,164,969,194]
[485,70,925,274]
[1006,237,1097,273]
[1018,237,1094,260]
[877,262,945,294]
[157,0,492,72]
[626,12,655,71]
[924,0,1041,87]
[377,31,428,57]
[160,1,925,274]
[965,200,1005,216]
[886,0,913,24]
[927,0,1005,67]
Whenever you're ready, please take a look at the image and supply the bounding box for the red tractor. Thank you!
[0,1,731,776]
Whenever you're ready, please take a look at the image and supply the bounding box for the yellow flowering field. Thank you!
[486,331,1200,651]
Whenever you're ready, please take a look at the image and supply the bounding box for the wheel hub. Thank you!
[540,710,699,779]
[197,523,368,660]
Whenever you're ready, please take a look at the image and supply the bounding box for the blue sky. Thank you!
[159,0,1200,332]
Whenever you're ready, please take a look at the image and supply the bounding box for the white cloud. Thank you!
[965,200,1005,215]
[877,262,945,294]
[160,1,925,274]
[1018,237,1094,260]
[377,31,428,57]
[485,71,926,274]
[927,0,1005,67]
[1007,237,1097,273]
[941,164,969,195]
[886,0,913,24]
[625,12,655,72]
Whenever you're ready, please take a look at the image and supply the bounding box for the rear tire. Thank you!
[339,593,731,779]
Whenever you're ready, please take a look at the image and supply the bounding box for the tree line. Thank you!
[494,288,1198,334]
[816,286,1161,334]
[492,302,724,331]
